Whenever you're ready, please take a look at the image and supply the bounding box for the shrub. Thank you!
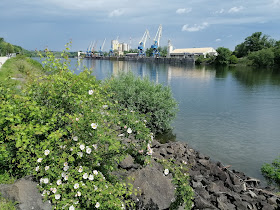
[261,156,280,188]
[104,72,178,134]
[248,48,275,66]
[0,49,152,209]
[215,47,232,65]
[229,55,238,64]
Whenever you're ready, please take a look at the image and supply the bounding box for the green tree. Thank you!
[6,43,14,55]
[234,43,247,58]
[145,48,153,57]
[229,55,238,64]
[248,48,274,66]
[158,46,168,57]
[215,47,232,65]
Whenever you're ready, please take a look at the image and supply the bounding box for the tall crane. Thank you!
[99,38,106,56]
[86,41,93,57]
[151,24,162,57]
[90,41,96,57]
[138,29,150,57]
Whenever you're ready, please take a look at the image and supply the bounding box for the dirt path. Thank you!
[0,56,9,69]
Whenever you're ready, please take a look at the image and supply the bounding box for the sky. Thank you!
[1,0,280,52]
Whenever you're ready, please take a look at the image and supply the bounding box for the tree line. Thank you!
[197,32,280,67]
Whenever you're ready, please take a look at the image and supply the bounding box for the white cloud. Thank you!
[182,22,209,32]
[216,38,221,42]
[228,6,244,13]
[109,9,124,17]
[176,8,192,14]
[273,0,280,6]
[214,9,225,14]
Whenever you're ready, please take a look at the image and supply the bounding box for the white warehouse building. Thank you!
[170,47,218,58]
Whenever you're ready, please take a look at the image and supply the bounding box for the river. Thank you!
[37,57,280,183]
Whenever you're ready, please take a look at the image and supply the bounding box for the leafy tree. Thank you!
[234,43,247,58]
[229,55,238,64]
[0,37,4,43]
[248,48,274,66]
[215,47,232,65]
[145,48,153,57]
[6,43,14,54]
[195,55,204,65]
[261,156,280,188]
[158,46,168,57]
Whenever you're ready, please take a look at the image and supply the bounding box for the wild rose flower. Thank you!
[86,147,92,154]
[91,123,98,129]
[164,169,169,176]
[37,158,43,163]
[77,152,83,157]
[43,178,49,184]
[95,202,100,208]
[147,148,153,156]
[69,205,75,210]
[55,194,61,200]
[88,90,94,95]
[64,162,68,167]
[124,125,127,129]
[52,188,57,193]
[73,136,78,141]
[74,183,79,189]
[35,166,40,171]
[64,175,68,181]
[88,174,94,180]
[78,166,83,173]
[44,150,50,156]
[118,134,124,137]
[77,191,81,197]
[45,166,49,171]
[127,128,132,134]
[63,166,69,171]
[94,185,98,191]
[57,179,62,185]
[83,173,88,179]
[92,144,98,150]
[93,170,98,175]
[80,144,85,150]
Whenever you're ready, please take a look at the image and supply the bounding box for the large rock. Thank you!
[128,166,175,210]
[0,176,52,210]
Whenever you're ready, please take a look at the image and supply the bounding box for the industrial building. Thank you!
[169,47,218,58]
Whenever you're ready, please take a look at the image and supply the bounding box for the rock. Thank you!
[194,195,217,209]
[128,166,175,210]
[198,159,210,168]
[196,186,211,200]
[246,190,258,198]
[119,155,137,169]
[268,196,278,206]
[0,176,52,210]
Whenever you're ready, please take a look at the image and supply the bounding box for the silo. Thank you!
[122,43,129,52]
[111,40,119,51]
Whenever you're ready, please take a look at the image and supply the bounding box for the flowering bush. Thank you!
[0,47,153,209]
[103,71,178,134]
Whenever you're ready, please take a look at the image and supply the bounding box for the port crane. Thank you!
[138,29,150,57]
[151,24,162,57]
[86,41,93,57]
[99,38,106,56]
[90,41,96,57]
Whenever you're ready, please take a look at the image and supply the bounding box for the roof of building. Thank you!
[171,47,217,54]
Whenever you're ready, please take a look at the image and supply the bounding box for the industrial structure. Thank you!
[98,38,106,56]
[169,47,218,58]
[151,25,162,57]
[138,29,150,57]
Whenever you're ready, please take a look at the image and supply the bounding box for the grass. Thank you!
[0,55,43,87]
[0,172,17,210]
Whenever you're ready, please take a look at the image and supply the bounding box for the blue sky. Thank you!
[1,0,280,52]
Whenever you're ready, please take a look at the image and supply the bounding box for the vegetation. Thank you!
[104,72,178,134]
[215,47,233,65]
[261,156,280,189]
[0,44,193,209]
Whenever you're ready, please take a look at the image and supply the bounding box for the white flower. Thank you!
[92,144,98,150]
[44,150,50,156]
[164,169,169,176]
[77,191,81,197]
[64,175,68,181]
[88,90,94,95]
[94,185,98,191]
[76,117,79,121]
[80,144,85,150]
[64,162,68,167]
[147,148,153,156]
[93,170,98,175]
[102,105,108,109]
[55,194,61,200]
[86,147,92,154]
[69,205,75,210]
[37,158,43,163]
[95,202,100,208]
[88,174,94,180]
[43,178,49,184]
[45,166,49,171]
[63,166,69,171]
[83,173,88,179]
[70,148,73,151]
[57,179,62,185]
[78,166,83,173]
[74,183,79,189]
[91,123,98,129]
[73,136,78,141]
[118,134,124,137]
[127,128,132,134]
[77,152,83,157]
[52,188,57,193]
[35,166,40,171]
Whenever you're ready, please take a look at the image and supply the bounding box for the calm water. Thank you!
[38,58,280,182]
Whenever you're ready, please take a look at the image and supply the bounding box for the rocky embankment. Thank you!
[1,139,279,210]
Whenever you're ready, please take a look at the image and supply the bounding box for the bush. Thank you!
[104,72,178,134]
[229,55,238,64]
[215,47,232,65]
[248,48,275,66]
[0,49,152,209]
[261,156,280,188]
